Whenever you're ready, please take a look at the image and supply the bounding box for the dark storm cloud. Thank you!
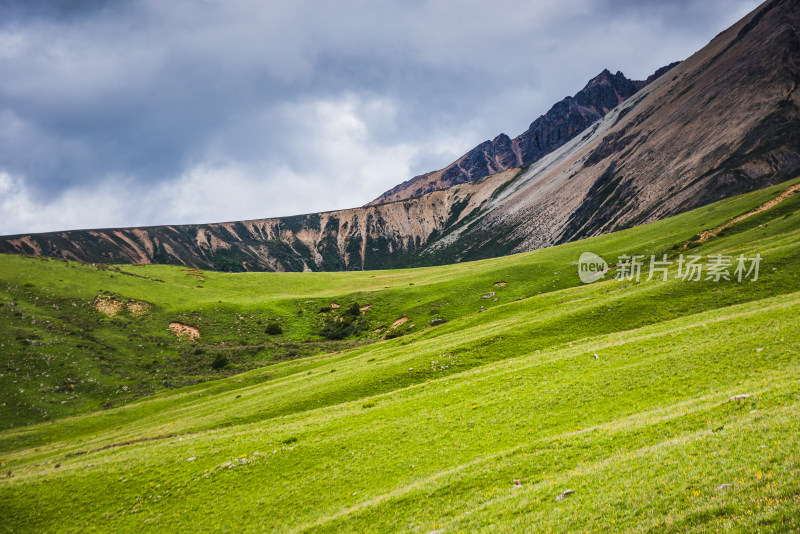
[0,0,126,21]
[0,0,763,234]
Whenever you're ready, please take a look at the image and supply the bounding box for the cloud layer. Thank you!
[0,0,762,234]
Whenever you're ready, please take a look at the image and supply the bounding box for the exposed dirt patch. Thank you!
[330,302,341,309]
[494,281,508,287]
[95,295,151,317]
[169,322,200,339]
[126,302,151,316]
[182,269,206,281]
[391,316,408,329]
[686,182,800,247]
[95,296,125,316]
[360,304,373,312]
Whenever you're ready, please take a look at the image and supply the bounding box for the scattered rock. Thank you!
[593,354,599,360]
[430,318,447,326]
[756,348,764,352]
[556,489,574,501]
[727,394,750,401]
[494,281,508,287]
[186,456,196,462]
[481,292,496,299]
[330,302,341,309]
[715,484,733,491]
[513,479,522,486]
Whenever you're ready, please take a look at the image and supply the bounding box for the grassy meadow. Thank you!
[1,177,799,532]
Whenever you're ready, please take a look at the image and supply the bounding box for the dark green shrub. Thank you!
[345,302,361,316]
[211,353,229,370]
[319,312,365,340]
[265,321,283,335]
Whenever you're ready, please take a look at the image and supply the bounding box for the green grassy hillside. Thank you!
[1,178,799,532]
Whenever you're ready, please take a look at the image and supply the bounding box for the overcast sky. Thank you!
[0,0,762,234]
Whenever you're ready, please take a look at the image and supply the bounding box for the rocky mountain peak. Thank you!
[370,62,678,205]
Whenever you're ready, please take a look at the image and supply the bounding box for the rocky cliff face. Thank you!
[369,64,679,205]
[0,169,521,272]
[1,0,798,272]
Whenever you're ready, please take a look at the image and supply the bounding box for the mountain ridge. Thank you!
[0,0,798,272]
[368,63,679,205]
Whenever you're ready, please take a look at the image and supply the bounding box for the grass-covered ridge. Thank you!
[1,177,799,532]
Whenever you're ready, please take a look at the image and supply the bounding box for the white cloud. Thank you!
[0,0,764,235]
[0,94,477,233]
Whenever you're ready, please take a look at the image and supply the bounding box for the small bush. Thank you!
[265,321,283,335]
[211,353,229,370]
[345,302,361,316]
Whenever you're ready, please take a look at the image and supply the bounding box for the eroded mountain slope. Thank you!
[0,0,797,271]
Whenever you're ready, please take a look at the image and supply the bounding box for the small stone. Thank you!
[593,354,599,360]
[728,394,750,401]
[481,292,496,299]
[556,489,574,501]
[186,456,196,461]
[513,479,522,487]
[715,484,733,491]
[756,348,764,352]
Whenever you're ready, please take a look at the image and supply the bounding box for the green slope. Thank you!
[1,178,799,532]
